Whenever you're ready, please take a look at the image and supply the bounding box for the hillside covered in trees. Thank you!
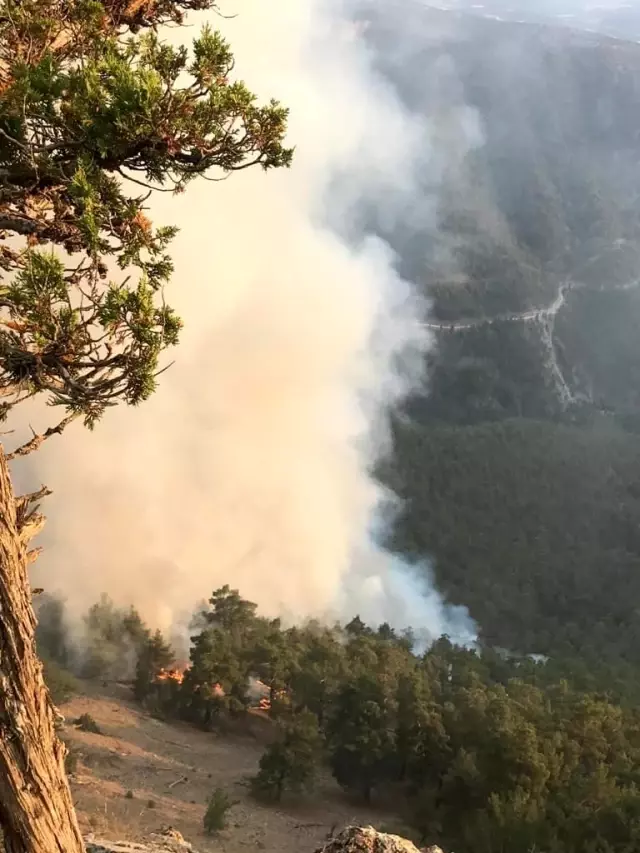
[37,586,640,853]
[382,418,640,664]
[341,4,640,666]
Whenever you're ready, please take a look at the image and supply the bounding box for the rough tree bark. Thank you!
[0,447,85,853]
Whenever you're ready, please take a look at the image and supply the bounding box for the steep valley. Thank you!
[353,2,640,666]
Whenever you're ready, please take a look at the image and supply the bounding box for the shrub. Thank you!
[203,788,236,835]
[74,713,102,734]
[251,711,321,802]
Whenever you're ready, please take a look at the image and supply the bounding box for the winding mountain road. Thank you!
[422,279,575,332]
[422,269,640,408]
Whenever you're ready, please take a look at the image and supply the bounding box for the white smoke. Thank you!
[13,0,477,644]
[339,556,478,649]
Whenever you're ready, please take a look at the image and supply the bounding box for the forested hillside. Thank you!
[38,587,640,853]
[355,4,640,663]
[382,418,640,664]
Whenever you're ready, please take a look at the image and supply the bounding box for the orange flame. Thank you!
[151,668,288,712]
[155,666,186,685]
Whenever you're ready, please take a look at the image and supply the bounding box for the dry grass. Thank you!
[60,683,382,852]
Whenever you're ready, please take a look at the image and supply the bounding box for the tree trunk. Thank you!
[0,448,84,853]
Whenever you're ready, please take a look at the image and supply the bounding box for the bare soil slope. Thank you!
[59,684,381,853]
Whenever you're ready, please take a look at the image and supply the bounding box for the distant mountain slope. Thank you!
[357,3,640,419]
[352,5,640,662]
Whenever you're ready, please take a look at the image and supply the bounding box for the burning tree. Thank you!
[134,629,177,703]
[0,2,292,851]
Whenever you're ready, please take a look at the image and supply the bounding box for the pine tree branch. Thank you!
[18,512,46,546]
[6,413,79,460]
[25,546,42,565]
[15,486,52,518]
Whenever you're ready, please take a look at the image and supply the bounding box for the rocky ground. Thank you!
[86,825,442,853]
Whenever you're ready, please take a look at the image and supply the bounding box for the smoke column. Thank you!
[14,0,477,643]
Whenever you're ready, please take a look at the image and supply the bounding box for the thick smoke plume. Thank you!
[15,0,477,643]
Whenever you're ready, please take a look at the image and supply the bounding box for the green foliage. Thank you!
[251,711,322,802]
[287,623,347,727]
[365,17,640,704]
[384,418,640,672]
[203,584,259,634]
[370,14,640,430]
[134,629,175,702]
[328,674,397,803]
[125,584,640,853]
[0,0,291,437]
[177,585,300,726]
[203,787,235,835]
[415,322,563,424]
[182,623,249,726]
[394,670,448,789]
[249,622,296,714]
[74,713,101,734]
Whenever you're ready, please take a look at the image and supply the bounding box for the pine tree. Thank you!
[251,711,322,802]
[0,3,291,850]
[203,787,236,834]
[345,615,371,637]
[289,626,347,727]
[248,620,295,710]
[328,675,396,803]
[204,585,259,638]
[133,629,174,702]
[182,625,248,726]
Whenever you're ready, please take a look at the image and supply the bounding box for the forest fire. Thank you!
[151,668,277,710]
[154,666,187,685]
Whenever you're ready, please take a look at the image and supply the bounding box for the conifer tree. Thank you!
[251,711,322,802]
[328,675,396,803]
[133,628,174,702]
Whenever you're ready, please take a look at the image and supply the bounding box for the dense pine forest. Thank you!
[382,418,640,666]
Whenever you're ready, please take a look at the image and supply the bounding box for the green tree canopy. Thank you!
[133,628,174,701]
[113,583,640,853]
[328,674,396,803]
[0,0,292,444]
[251,711,322,802]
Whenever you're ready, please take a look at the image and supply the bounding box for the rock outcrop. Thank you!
[85,824,445,853]
[316,826,443,853]
[85,826,193,853]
